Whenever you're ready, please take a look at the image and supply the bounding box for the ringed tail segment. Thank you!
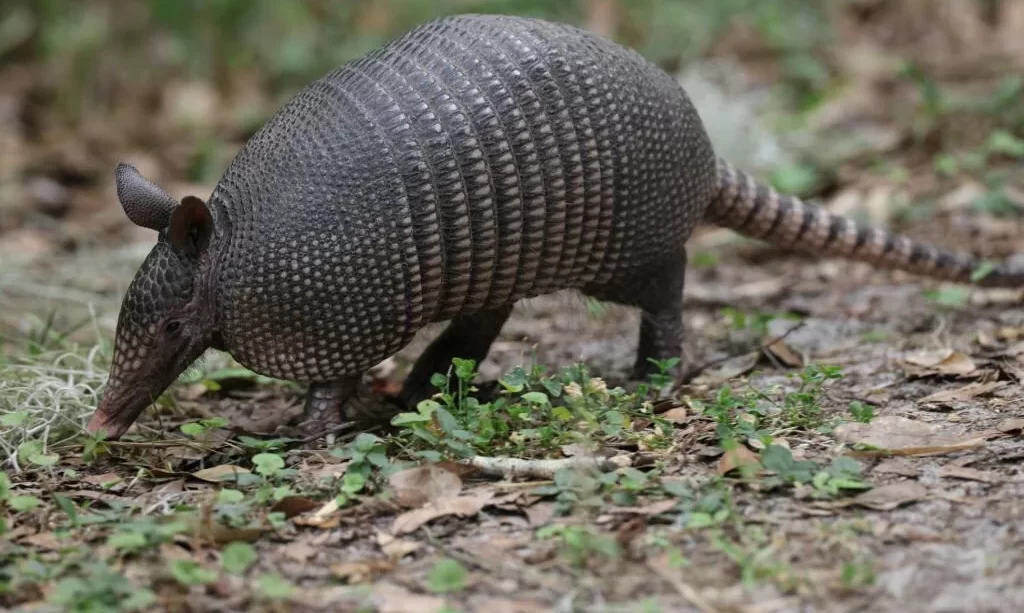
[704,158,1024,288]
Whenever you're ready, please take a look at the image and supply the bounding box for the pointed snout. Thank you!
[85,389,151,440]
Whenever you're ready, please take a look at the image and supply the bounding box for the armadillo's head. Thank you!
[86,163,219,440]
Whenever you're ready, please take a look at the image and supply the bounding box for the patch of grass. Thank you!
[499,462,672,518]
[536,524,621,569]
[693,364,844,451]
[48,561,157,613]
[712,527,801,592]
[391,358,675,461]
[330,432,392,505]
[0,314,110,467]
[922,286,971,308]
[426,558,470,594]
[846,401,875,424]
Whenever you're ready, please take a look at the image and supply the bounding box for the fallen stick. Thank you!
[464,454,631,479]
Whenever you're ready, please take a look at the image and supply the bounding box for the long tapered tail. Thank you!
[704,157,1024,288]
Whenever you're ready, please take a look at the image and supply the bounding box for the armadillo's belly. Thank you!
[216,14,716,382]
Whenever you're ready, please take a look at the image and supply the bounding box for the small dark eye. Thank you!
[165,321,182,334]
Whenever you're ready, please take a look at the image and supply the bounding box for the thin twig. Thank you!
[645,557,720,613]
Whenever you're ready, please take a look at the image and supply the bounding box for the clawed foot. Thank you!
[293,378,404,449]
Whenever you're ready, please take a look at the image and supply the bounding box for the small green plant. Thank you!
[255,573,296,600]
[246,452,300,504]
[923,286,971,307]
[170,559,218,587]
[712,527,800,592]
[391,359,671,460]
[0,472,41,518]
[47,562,156,613]
[536,524,621,569]
[846,401,875,424]
[16,439,60,468]
[532,467,606,515]
[690,251,719,268]
[180,416,229,438]
[775,364,843,431]
[646,357,680,389]
[106,517,189,555]
[860,329,888,343]
[840,559,877,589]
[426,558,469,593]
[221,541,258,574]
[760,445,870,497]
[672,480,737,529]
[251,452,285,478]
[330,432,389,504]
[698,364,844,441]
[237,435,291,453]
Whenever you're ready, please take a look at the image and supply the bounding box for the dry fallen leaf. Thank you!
[717,445,762,476]
[607,498,680,517]
[465,597,551,613]
[836,415,987,456]
[765,339,803,367]
[846,481,927,510]
[938,465,1003,483]
[376,531,422,560]
[270,496,321,518]
[369,582,449,613]
[62,490,131,508]
[330,558,397,584]
[661,407,689,423]
[82,472,123,487]
[281,541,318,562]
[391,491,495,535]
[180,512,269,543]
[902,349,979,377]
[692,352,759,385]
[873,458,920,477]
[22,531,64,551]
[997,418,1024,434]
[917,381,1002,405]
[524,501,557,527]
[388,463,463,508]
[191,464,253,483]
[294,499,340,529]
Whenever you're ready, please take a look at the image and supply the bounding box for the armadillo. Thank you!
[85,14,1023,441]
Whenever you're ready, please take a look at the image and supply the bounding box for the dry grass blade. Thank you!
[0,339,108,468]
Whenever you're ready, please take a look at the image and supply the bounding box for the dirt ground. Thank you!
[3,2,1024,612]
[5,239,1024,613]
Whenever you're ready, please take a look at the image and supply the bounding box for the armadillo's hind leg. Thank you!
[585,249,691,392]
[400,305,514,410]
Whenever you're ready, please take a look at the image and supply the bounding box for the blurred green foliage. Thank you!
[0,0,833,115]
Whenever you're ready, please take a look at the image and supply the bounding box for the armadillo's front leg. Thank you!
[299,377,405,446]
[298,378,358,445]
[400,305,514,410]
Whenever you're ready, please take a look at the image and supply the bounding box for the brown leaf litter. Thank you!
[835,415,993,457]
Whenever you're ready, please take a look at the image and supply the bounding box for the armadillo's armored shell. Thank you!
[209,14,717,382]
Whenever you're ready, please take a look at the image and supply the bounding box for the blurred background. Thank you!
[2,0,1023,346]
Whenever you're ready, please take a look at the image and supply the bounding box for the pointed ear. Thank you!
[168,196,214,255]
[115,162,177,231]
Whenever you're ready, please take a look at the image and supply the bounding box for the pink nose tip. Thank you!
[85,409,127,439]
